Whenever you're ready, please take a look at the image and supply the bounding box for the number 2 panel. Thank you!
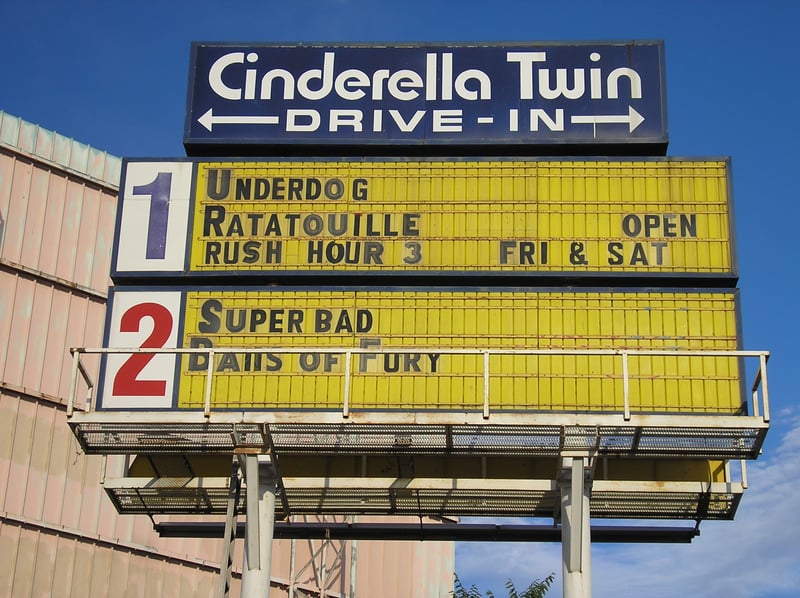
[100,291,183,409]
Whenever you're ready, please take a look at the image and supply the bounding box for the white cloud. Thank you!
[456,415,800,597]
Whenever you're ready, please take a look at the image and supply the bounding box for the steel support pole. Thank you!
[241,455,277,598]
[561,457,592,598]
[217,459,240,598]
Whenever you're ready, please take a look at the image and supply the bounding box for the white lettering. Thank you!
[455,69,492,100]
[335,69,370,100]
[590,52,602,99]
[208,50,494,103]
[425,53,437,101]
[260,69,295,99]
[370,69,390,100]
[209,52,245,100]
[207,49,642,106]
[432,109,462,132]
[507,51,547,100]
[286,109,320,131]
[389,110,425,132]
[388,70,423,101]
[529,109,564,131]
[441,53,453,101]
[297,52,335,100]
[507,50,643,101]
[539,68,585,100]
[244,53,258,100]
[329,110,363,132]
[607,67,642,99]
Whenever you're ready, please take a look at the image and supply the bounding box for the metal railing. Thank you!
[67,346,770,423]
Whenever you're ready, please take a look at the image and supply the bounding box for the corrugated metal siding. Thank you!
[358,535,453,598]
[0,110,121,189]
[0,392,214,549]
[0,270,106,401]
[0,522,226,597]
[0,111,455,597]
[0,147,116,293]
[265,516,454,598]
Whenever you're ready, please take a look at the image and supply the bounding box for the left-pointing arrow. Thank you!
[197,108,280,132]
[570,105,645,133]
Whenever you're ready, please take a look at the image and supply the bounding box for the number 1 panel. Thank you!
[114,162,193,274]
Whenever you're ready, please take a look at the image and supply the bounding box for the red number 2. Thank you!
[112,302,174,397]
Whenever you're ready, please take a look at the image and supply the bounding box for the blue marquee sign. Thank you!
[184,42,667,154]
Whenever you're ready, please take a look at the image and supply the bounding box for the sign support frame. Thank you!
[241,454,278,597]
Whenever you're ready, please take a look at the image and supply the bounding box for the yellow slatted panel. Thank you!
[176,288,741,413]
[188,160,734,275]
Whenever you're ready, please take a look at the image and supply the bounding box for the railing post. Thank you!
[343,350,352,418]
[483,351,490,419]
[83,378,93,413]
[751,375,761,419]
[67,349,80,417]
[622,351,631,421]
[760,353,770,423]
[204,348,215,417]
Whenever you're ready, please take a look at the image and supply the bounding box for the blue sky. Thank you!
[3,1,798,596]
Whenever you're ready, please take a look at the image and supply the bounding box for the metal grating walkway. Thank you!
[69,413,768,459]
[103,476,743,520]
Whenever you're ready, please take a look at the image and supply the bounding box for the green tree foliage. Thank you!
[452,573,555,598]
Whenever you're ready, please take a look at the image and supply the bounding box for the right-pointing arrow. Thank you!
[570,106,645,133]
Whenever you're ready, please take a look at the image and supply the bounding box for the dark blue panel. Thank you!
[184,42,667,152]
